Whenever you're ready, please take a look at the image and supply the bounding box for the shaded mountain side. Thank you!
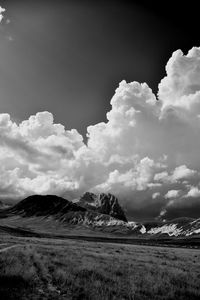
[78,192,128,222]
[9,195,86,217]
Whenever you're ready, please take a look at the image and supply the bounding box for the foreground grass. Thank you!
[0,239,200,299]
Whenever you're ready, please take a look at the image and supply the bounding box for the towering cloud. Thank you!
[158,48,200,112]
[1,47,200,220]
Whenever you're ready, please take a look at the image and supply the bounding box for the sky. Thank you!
[0,1,200,221]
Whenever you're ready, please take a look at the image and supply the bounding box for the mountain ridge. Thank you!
[3,194,127,227]
[1,194,200,237]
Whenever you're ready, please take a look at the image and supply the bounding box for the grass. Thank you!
[0,238,200,299]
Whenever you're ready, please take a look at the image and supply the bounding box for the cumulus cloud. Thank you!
[154,165,196,184]
[158,47,200,112]
[171,165,196,181]
[185,186,200,198]
[152,192,160,199]
[164,190,180,199]
[0,6,5,22]
[1,47,200,219]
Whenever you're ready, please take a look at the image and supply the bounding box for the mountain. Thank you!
[9,195,86,217]
[77,192,128,222]
[140,218,200,237]
[4,194,128,227]
[1,194,200,237]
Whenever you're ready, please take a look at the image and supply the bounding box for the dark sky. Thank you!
[0,0,199,137]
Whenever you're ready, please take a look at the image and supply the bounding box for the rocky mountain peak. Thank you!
[79,192,127,222]
[80,192,97,203]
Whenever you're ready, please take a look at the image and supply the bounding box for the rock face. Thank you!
[78,192,128,222]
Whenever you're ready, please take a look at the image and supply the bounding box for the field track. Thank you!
[0,244,20,253]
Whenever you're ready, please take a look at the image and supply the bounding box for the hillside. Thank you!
[9,195,86,217]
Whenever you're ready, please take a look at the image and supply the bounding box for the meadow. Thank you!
[0,235,200,300]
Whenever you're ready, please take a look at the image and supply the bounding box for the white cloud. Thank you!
[152,192,160,199]
[186,186,200,198]
[171,165,196,181]
[1,47,200,219]
[92,157,162,195]
[0,6,5,22]
[0,111,86,200]
[87,80,160,162]
[158,47,200,114]
[164,190,180,199]
[154,171,169,182]
[154,166,196,184]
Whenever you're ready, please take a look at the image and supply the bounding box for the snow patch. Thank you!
[148,224,182,236]
[140,225,146,234]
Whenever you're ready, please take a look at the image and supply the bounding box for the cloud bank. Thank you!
[1,47,200,220]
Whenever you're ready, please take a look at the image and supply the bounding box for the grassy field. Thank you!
[0,236,200,300]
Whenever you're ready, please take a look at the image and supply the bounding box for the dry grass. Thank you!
[0,239,200,299]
